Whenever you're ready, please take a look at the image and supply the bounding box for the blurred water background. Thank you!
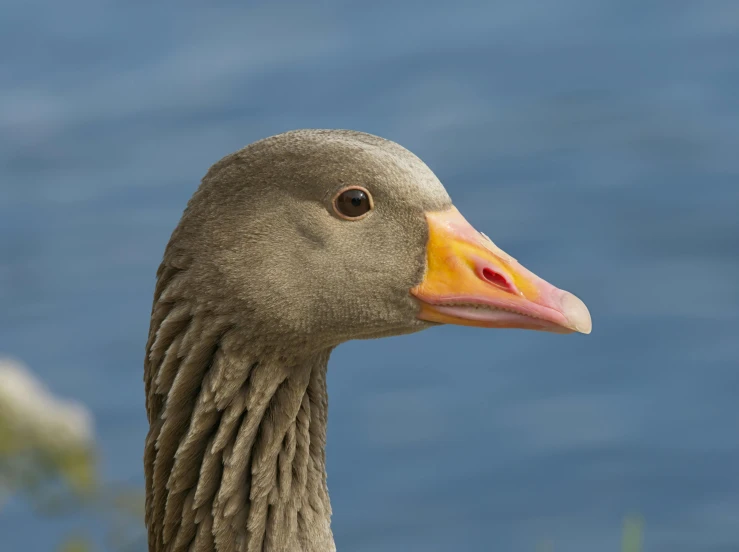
[1,1,738,550]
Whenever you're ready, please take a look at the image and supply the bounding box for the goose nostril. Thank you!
[481,267,517,294]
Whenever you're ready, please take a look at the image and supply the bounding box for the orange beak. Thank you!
[411,207,592,334]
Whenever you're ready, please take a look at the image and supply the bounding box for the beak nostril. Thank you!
[481,267,516,293]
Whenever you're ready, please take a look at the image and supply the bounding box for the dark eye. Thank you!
[333,187,373,220]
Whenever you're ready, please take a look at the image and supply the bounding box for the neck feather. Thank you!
[144,269,336,552]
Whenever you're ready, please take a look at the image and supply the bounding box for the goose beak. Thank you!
[411,207,592,334]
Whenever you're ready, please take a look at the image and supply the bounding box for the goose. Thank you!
[143,129,592,552]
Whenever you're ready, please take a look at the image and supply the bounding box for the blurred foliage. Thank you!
[0,368,145,552]
[60,535,96,552]
[535,515,645,551]
[622,515,645,552]
[0,436,145,551]
[3,361,647,551]
[3,410,649,552]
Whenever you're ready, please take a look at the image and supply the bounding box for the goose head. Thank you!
[145,129,591,552]
[166,129,591,351]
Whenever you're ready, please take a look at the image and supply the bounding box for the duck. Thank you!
[143,129,591,552]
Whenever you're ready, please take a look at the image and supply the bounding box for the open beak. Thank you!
[411,207,592,334]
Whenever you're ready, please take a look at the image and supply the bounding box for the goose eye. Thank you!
[333,187,373,220]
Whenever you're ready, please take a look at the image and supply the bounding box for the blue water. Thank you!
[2,1,738,550]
